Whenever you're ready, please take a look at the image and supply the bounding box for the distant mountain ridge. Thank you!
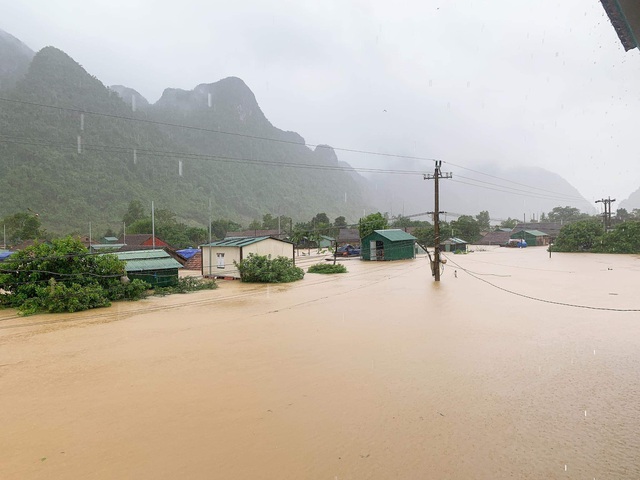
[0,43,372,235]
[0,28,34,90]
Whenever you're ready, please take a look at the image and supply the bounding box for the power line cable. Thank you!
[0,134,590,205]
[444,255,640,312]
[0,97,438,162]
[0,97,591,202]
[455,174,584,202]
[443,160,585,200]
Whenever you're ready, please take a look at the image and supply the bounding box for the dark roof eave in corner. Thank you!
[600,0,640,51]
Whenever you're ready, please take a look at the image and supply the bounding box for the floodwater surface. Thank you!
[1,247,640,479]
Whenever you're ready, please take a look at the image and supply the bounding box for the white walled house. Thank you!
[200,236,295,279]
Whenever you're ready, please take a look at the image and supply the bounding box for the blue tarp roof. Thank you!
[176,248,199,259]
[0,251,14,261]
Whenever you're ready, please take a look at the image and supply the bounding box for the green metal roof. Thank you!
[515,229,549,236]
[372,229,416,241]
[112,249,183,272]
[442,237,468,244]
[202,236,292,247]
[91,243,126,250]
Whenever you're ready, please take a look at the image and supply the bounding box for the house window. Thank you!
[216,252,225,269]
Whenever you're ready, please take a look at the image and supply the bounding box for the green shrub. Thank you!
[153,276,217,296]
[0,236,150,315]
[307,263,347,274]
[235,254,304,283]
[109,279,150,301]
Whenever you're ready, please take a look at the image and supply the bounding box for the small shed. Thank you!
[510,229,550,246]
[440,237,469,253]
[318,235,334,249]
[201,236,295,279]
[361,229,416,261]
[114,249,183,287]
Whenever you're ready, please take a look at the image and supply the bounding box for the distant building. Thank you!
[477,231,512,246]
[318,235,335,249]
[201,236,294,279]
[440,237,469,253]
[513,223,563,242]
[338,228,360,246]
[510,229,550,246]
[117,234,170,249]
[361,229,416,261]
[226,229,288,240]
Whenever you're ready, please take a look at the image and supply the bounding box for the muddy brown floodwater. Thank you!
[2,247,640,479]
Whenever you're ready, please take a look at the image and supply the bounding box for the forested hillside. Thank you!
[0,45,372,235]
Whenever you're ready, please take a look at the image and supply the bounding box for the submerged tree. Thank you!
[0,236,148,314]
[552,220,603,252]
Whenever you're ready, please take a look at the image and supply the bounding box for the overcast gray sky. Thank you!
[2,0,639,207]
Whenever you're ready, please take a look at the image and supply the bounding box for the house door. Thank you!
[370,241,377,261]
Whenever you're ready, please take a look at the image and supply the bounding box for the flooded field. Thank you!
[1,247,640,479]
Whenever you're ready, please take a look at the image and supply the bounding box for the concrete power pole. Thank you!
[595,197,616,231]
[424,161,452,282]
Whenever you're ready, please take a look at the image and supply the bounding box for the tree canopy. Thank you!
[0,236,148,314]
[358,212,388,239]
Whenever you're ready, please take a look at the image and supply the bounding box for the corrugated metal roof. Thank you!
[518,229,549,236]
[373,229,417,241]
[442,237,468,244]
[112,249,183,272]
[91,243,126,250]
[201,236,291,247]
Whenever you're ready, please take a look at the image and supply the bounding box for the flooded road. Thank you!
[2,247,640,479]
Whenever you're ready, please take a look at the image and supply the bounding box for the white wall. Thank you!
[243,238,294,259]
[201,246,241,278]
[201,239,294,278]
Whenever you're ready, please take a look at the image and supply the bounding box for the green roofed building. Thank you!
[201,236,294,279]
[440,237,469,253]
[113,249,183,287]
[510,229,550,247]
[361,229,416,261]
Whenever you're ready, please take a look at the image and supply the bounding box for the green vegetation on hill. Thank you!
[0,46,371,236]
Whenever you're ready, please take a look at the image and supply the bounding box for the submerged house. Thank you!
[200,236,295,279]
[361,229,416,261]
[114,249,183,287]
[440,237,469,253]
[510,229,550,246]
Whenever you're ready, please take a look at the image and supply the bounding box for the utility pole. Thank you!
[595,197,616,231]
[208,198,212,278]
[151,200,156,249]
[424,161,452,282]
